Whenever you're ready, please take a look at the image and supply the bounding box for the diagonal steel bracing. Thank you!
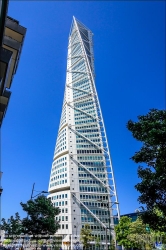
[72,193,115,237]
[67,55,85,60]
[69,58,84,69]
[68,41,81,49]
[67,84,96,96]
[67,102,102,123]
[68,125,108,155]
[70,155,115,195]
[67,70,91,75]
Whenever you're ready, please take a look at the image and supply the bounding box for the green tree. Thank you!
[80,224,93,249]
[38,240,44,246]
[20,195,60,250]
[127,217,153,250]
[150,228,166,246]
[115,216,134,249]
[95,236,100,249]
[3,239,12,245]
[116,216,166,250]
[110,239,116,250]
[127,109,166,231]
[0,218,11,237]
[0,213,22,240]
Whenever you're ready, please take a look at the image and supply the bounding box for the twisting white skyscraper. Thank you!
[48,17,120,250]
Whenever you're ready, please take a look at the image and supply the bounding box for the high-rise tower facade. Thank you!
[48,17,120,250]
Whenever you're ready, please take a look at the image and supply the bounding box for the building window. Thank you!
[66,216,68,221]
[66,224,68,229]
[62,224,64,229]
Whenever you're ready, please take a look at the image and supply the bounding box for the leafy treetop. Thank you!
[0,212,23,239]
[127,109,166,231]
[20,195,60,238]
[115,216,134,249]
[80,224,93,249]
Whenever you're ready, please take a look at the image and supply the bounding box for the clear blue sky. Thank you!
[1,1,165,219]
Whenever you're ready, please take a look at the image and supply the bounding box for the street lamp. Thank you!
[30,183,49,199]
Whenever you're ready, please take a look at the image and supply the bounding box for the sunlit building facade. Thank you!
[48,17,119,250]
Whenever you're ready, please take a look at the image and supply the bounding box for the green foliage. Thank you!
[38,240,44,246]
[20,195,60,238]
[150,229,166,245]
[110,239,115,250]
[129,217,147,234]
[115,217,157,249]
[0,218,10,235]
[127,217,153,250]
[0,212,22,239]
[116,216,166,250]
[115,216,134,249]
[80,224,93,249]
[127,109,166,231]
[141,208,166,233]
[3,239,11,245]
[95,236,100,248]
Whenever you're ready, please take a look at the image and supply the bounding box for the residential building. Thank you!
[48,17,119,250]
[0,3,26,127]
